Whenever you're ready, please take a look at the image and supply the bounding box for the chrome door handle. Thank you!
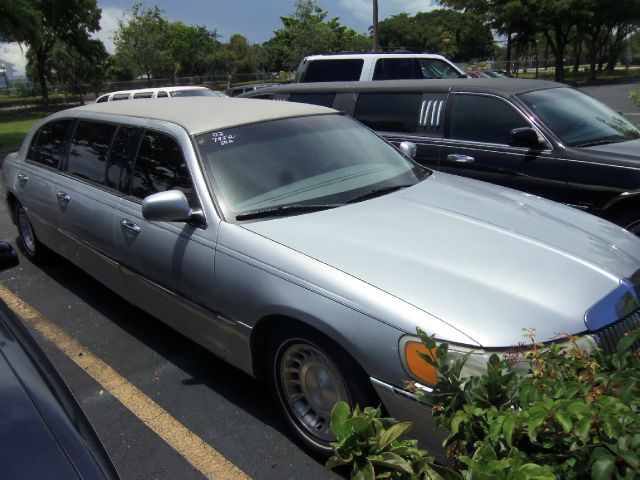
[447,154,475,163]
[121,219,141,234]
[17,174,28,184]
[56,191,71,202]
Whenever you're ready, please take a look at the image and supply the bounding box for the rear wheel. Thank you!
[15,203,49,261]
[268,324,379,456]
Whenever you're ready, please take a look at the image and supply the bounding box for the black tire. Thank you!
[268,323,379,457]
[611,209,640,236]
[15,203,50,262]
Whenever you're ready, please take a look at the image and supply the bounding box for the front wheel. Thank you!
[268,324,379,456]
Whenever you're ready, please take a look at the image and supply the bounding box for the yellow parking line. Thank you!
[0,284,250,480]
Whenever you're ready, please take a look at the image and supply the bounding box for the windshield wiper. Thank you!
[576,137,625,148]
[236,204,341,221]
[346,185,413,204]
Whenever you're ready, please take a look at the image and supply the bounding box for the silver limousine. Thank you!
[3,98,640,457]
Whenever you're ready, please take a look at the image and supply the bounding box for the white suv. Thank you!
[295,53,467,83]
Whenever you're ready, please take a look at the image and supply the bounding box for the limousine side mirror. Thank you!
[508,127,545,149]
[142,190,198,223]
[399,141,417,159]
[0,242,19,272]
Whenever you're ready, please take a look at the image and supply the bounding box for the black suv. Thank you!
[242,79,640,233]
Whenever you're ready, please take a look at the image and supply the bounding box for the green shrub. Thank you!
[329,328,640,480]
[630,87,640,106]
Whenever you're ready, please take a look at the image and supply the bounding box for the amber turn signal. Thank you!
[404,341,438,385]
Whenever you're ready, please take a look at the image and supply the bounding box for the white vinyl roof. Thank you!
[70,97,335,135]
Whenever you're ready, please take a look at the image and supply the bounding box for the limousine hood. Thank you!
[242,172,640,347]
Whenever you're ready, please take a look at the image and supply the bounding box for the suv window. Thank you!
[131,131,194,204]
[68,121,118,184]
[28,120,72,169]
[288,93,336,108]
[372,58,416,80]
[417,59,463,79]
[354,93,422,132]
[302,59,363,82]
[450,94,529,144]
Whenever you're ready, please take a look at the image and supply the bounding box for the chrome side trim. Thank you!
[418,101,427,128]
[370,377,419,402]
[435,101,444,127]
[430,101,438,126]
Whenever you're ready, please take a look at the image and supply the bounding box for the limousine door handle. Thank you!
[121,219,141,234]
[17,174,28,184]
[56,191,71,203]
[447,154,475,164]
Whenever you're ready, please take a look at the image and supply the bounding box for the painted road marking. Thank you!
[0,284,250,480]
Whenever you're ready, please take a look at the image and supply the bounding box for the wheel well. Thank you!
[250,315,367,383]
[5,193,18,224]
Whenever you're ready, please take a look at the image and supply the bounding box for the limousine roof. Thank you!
[242,78,564,97]
[69,97,334,135]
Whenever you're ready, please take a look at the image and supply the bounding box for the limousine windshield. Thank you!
[517,87,640,147]
[195,114,429,220]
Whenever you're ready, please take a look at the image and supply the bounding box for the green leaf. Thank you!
[575,417,593,443]
[330,402,352,442]
[369,452,414,475]
[378,422,413,450]
[527,411,548,443]
[352,459,375,480]
[591,455,616,480]
[621,449,640,469]
[503,416,516,448]
[326,455,351,470]
[516,463,557,480]
[555,410,573,433]
[617,328,640,353]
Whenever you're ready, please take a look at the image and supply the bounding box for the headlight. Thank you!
[399,334,598,388]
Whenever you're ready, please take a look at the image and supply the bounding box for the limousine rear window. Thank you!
[354,93,422,133]
[28,120,72,169]
[301,59,363,82]
[112,93,130,101]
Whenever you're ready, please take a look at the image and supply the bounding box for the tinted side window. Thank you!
[131,131,194,204]
[354,93,422,132]
[112,93,130,101]
[107,126,141,191]
[450,95,529,144]
[417,59,462,79]
[67,121,118,183]
[133,92,153,99]
[28,120,72,169]
[302,59,363,82]
[288,93,336,108]
[157,91,169,98]
[372,58,416,80]
[96,95,109,103]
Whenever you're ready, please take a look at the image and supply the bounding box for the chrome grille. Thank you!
[594,310,640,354]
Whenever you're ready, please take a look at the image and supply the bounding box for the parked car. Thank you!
[4,98,640,459]
[241,79,640,234]
[295,53,467,83]
[95,86,225,103]
[0,242,119,479]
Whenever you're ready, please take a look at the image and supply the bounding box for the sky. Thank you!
[0,0,439,75]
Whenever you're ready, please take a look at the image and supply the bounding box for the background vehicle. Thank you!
[4,98,640,460]
[226,83,279,97]
[295,53,467,82]
[0,242,119,479]
[96,86,225,102]
[241,79,640,233]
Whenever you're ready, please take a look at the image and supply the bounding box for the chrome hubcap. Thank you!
[279,342,349,442]
[17,208,36,254]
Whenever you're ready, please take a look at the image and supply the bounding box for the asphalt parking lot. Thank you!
[0,81,638,479]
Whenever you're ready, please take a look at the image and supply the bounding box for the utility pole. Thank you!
[372,0,379,52]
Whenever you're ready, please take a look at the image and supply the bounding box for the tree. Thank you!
[19,0,102,105]
[0,0,39,43]
[264,0,370,71]
[48,38,109,104]
[379,10,494,61]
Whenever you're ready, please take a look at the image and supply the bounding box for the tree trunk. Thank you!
[572,41,581,72]
[36,49,49,106]
[506,32,512,73]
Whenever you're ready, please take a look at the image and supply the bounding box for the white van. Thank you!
[295,53,467,83]
[95,86,225,103]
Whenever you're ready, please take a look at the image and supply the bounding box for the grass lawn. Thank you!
[0,110,52,153]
